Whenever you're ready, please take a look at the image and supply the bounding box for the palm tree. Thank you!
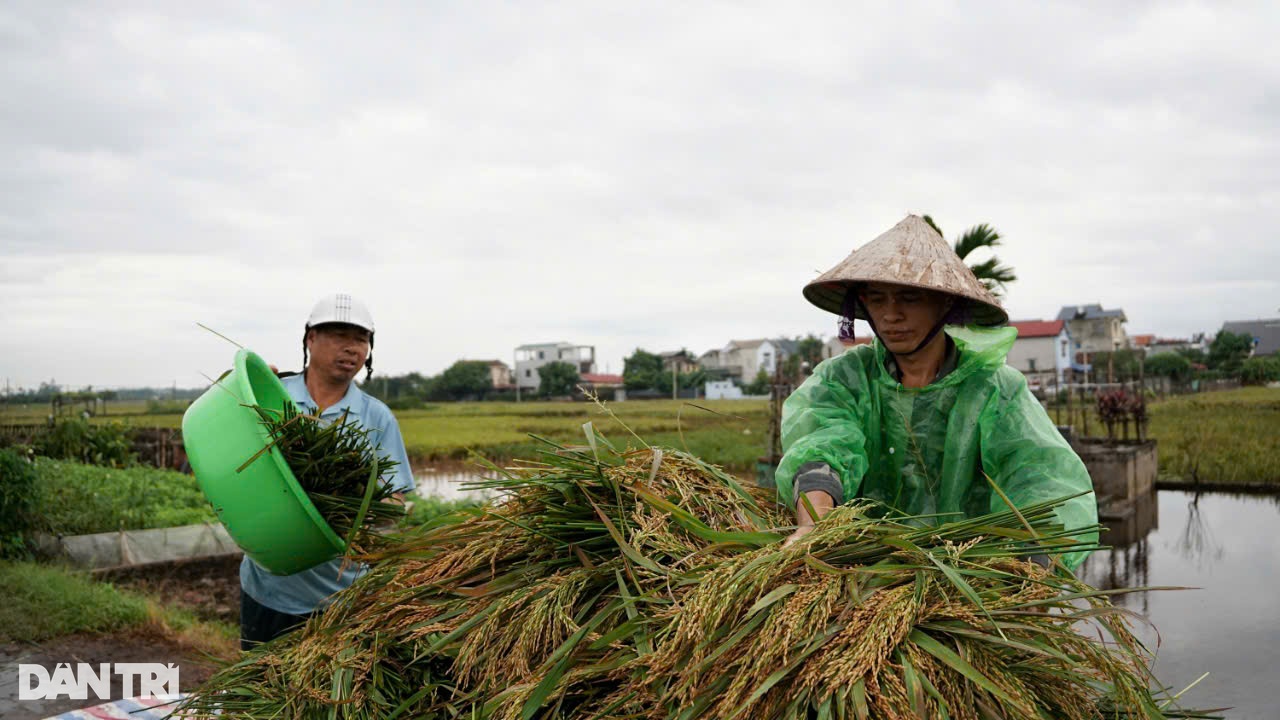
[922,215,1017,296]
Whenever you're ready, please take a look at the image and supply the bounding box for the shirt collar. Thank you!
[294,372,363,419]
[882,335,959,385]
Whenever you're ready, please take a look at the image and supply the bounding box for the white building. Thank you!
[1007,320,1073,386]
[704,380,744,400]
[700,338,798,383]
[514,342,597,391]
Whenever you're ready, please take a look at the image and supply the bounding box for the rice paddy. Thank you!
[8,386,1278,486]
[1146,387,1280,487]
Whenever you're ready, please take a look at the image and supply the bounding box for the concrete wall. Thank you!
[705,380,743,400]
[1074,440,1157,503]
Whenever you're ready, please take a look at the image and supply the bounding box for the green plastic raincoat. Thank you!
[777,326,1097,570]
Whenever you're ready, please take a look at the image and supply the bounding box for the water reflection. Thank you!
[1177,494,1225,568]
[1081,492,1158,613]
[1078,489,1280,718]
[410,464,487,502]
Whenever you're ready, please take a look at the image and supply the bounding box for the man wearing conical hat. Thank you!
[778,215,1097,570]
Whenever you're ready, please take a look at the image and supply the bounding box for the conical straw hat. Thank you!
[802,215,1008,326]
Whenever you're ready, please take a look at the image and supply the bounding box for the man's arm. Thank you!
[371,409,415,494]
[783,489,836,547]
[980,368,1098,570]
[775,357,872,545]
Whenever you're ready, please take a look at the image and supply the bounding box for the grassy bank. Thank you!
[0,560,236,655]
[1147,387,1280,487]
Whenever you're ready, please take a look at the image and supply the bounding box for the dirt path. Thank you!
[0,628,224,720]
[99,553,242,625]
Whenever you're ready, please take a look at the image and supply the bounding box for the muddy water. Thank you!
[410,462,490,501]
[1078,490,1280,719]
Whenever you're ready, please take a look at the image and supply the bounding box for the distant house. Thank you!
[465,360,513,389]
[1129,334,1155,351]
[657,350,699,375]
[1007,320,1073,386]
[1056,304,1128,360]
[579,372,624,398]
[514,342,597,391]
[704,338,797,383]
[1220,319,1280,357]
[1127,335,1204,357]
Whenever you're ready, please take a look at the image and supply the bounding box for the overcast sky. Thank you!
[2,1,1277,390]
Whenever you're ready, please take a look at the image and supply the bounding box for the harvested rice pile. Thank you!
[182,431,1215,719]
[248,402,403,549]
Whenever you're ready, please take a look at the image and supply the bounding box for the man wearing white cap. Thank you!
[238,293,415,648]
[778,216,1096,570]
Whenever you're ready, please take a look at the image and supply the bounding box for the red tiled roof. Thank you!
[1009,320,1065,338]
[580,373,624,384]
[1129,334,1155,347]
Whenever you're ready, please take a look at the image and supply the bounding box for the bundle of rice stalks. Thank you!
[181,429,1219,720]
[246,402,404,549]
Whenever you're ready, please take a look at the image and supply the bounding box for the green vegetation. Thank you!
[1148,387,1280,486]
[33,417,137,466]
[0,448,38,557]
[32,458,215,535]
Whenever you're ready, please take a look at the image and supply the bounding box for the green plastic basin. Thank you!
[182,349,345,575]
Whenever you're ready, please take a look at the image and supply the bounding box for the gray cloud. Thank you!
[2,1,1277,388]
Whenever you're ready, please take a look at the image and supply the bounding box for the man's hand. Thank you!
[782,490,835,547]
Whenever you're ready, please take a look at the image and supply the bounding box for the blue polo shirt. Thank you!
[239,374,415,615]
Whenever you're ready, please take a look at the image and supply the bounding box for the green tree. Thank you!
[1240,357,1280,385]
[623,349,664,391]
[361,372,434,402]
[922,215,1017,296]
[1207,331,1254,373]
[538,361,580,397]
[1144,353,1192,381]
[1090,348,1142,381]
[680,368,707,394]
[1176,346,1208,365]
[744,369,771,395]
[796,334,824,367]
[435,361,493,401]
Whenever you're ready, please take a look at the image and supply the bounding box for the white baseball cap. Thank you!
[305,293,375,334]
